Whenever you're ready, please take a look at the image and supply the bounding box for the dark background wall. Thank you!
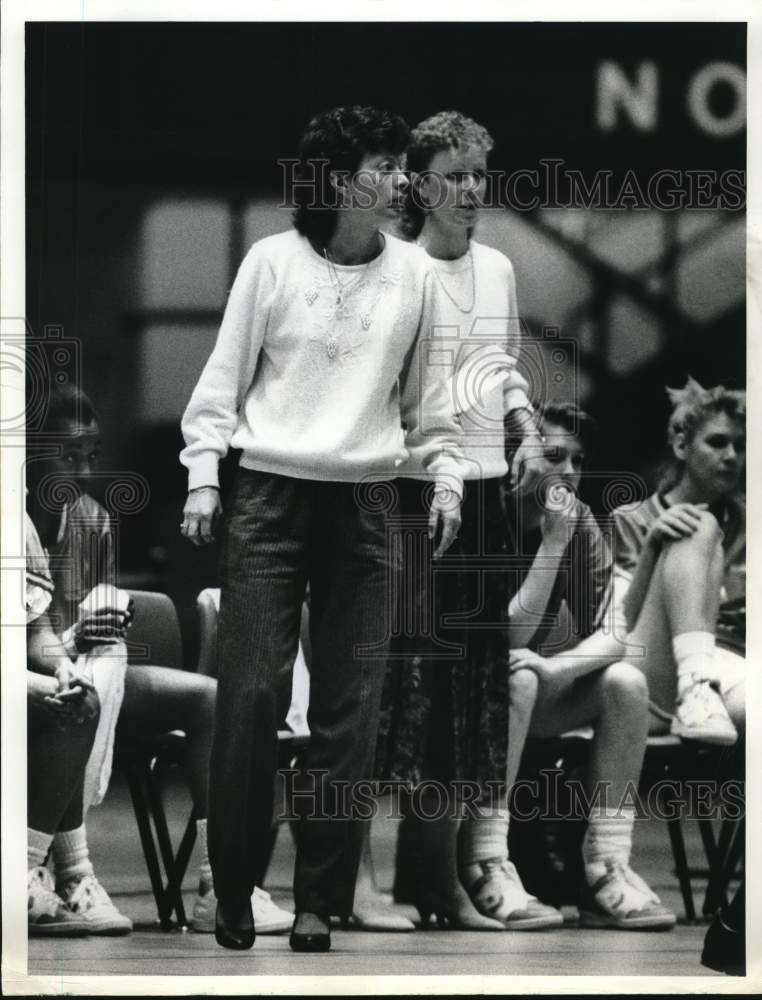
[25,22,746,658]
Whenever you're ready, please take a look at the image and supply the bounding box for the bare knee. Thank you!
[664,510,722,560]
[509,667,540,714]
[196,675,217,722]
[598,661,648,709]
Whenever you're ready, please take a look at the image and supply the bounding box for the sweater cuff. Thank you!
[186,454,221,492]
[428,455,464,501]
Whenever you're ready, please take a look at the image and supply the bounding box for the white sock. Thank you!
[52,825,94,885]
[672,631,715,697]
[461,807,511,871]
[28,828,53,870]
[582,808,634,885]
[196,818,212,889]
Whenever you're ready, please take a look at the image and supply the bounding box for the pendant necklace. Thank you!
[431,248,476,314]
[321,240,383,359]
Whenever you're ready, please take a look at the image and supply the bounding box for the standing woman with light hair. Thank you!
[374,111,559,930]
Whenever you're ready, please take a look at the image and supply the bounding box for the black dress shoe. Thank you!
[215,898,255,950]
[289,911,331,952]
[701,882,745,976]
[701,911,745,976]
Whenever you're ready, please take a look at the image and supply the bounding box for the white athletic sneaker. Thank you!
[462,857,564,930]
[579,860,676,930]
[672,679,737,746]
[58,873,133,935]
[28,866,89,937]
[191,883,293,934]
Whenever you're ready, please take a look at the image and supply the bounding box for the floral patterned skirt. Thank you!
[376,477,514,790]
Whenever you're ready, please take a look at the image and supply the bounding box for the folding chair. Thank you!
[640,734,743,922]
[114,590,197,930]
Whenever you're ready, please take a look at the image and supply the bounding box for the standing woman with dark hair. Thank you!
[180,106,464,952]
[375,111,556,929]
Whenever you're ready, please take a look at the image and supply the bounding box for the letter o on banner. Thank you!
[687,62,746,137]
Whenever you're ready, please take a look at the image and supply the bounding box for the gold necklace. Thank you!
[430,248,475,314]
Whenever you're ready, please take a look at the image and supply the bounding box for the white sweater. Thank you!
[400,240,529,483]
[180,230,463,494]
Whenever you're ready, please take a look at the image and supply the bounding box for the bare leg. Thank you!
[116,665,217,816]
[349,825,415,930]
[661,514,723,636]
[506,668,541,795]
[529,665,674,929]
[530,662,649,808]
[28,693,100,834]
[414,793,503,930]
[624,514,724,720]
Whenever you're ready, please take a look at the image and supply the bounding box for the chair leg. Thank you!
[703,817,744,917]
[146,760,192,928]
[698,818,724,917]
[666,816,696,923]
[126,762,174,929]
[165,809,199,927]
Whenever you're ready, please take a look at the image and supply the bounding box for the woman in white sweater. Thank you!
[180,106,463,952]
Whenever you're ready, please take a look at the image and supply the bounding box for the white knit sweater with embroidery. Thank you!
[180,229,463,494]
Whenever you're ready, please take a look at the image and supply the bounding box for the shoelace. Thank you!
[683,680,725,720]
[66,875,109,910]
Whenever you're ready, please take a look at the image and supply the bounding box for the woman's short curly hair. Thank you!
[292,105,410,246]
[666,376,745,447]
[402,110,494,239]
[659,376,745,491]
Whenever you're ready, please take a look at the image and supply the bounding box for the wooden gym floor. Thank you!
[20,772,746,988]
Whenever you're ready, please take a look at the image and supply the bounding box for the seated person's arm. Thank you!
[28,613,96,722]
[511,623,627,688]
[511,510,626,685]
[507,493,571,648]
[27,612,76,677]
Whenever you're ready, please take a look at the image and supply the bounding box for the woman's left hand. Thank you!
[429,484,462,559]
[508,648,565,689]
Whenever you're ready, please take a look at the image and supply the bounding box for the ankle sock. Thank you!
[461,807,511,870]
[672,631,715,697]
[28,828,53,870]
[52,825,94,885]
[582,808,635,885]
[196,817,213,889]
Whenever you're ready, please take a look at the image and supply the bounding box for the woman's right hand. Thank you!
[181,486,222,546]
[29,670,97,725]
[540,484,576,551]
[646,502,708,547]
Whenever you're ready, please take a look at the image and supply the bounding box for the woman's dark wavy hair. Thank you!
[401,110,494,240]
[292,105,410,246]
[40,382,98,435]
[538,400,599,455]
